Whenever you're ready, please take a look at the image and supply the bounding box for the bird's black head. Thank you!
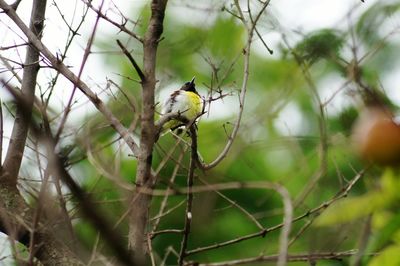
[181,77,197,93]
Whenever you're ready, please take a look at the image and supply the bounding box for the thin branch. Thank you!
[0,0,140,156]
[1,0,46,186]
[83,0,144,43]
[185,250,372,266]
[54,0,105,143]
[198,0,271,170]
[44,0,90,107]
[147,234,156,266]
[152,229,184,237]
[150,146,187,231]
[3,80,137,266]
[116,39,145,82]
[201,178,263,231]
[179,170,363,257]
[178,125,197,265]
[281,35,329,207]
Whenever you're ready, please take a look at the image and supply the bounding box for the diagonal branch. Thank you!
[3,80,137,266]
[54,0,105,143]
[117,39,146,82]
[0,0,140,156]
[83,0,144,43]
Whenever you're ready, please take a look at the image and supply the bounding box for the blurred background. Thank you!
[2,0,400,265]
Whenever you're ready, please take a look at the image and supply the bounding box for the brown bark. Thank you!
[129,0,168,262]
[0,1,84,264]
[1,0,46,185]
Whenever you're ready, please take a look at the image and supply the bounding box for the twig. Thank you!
[147,234,156,266]
[288,219,313,247]
[116,39,146,82]
[201,178,263,230]
[198,0,271,170]
[3,79,137,266]
[152,229,184,238]
[151,146,188,232]
[83,0,143,43]
[44,0,90,107]
[151,199,186,223]
[0,0,140,156]
[281,35,328,207]
[178,170,363,257]
[178,125,197,265]
[54,0,104,143]
[185,250,372,266]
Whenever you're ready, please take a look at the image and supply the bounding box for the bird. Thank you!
[160,77,203,134]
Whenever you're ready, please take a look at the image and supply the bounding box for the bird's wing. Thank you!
[162,90,180,114]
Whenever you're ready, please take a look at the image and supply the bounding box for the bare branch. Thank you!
[83,0,144,43]
[198,0,271,170]
[116,39,146,82]
[1,0,46,186]
[178,125,197,265]
[0,0,140,156]
[184,250,372,266]
[54,0,105,143]
[3,79,137,266]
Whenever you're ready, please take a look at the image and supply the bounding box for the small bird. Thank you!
[160,77,203,133]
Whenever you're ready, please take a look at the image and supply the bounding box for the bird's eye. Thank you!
[184,82,190,85]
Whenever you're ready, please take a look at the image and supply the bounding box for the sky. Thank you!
[4,0,400,158]
[1,0,392,166]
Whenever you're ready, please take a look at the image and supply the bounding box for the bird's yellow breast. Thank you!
[184,91,202,120]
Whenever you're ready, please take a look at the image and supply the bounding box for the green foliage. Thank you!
[72,1,400,264]
[369,245,400,266]
[294,29,344,63]
[356,2,400,46]
[317,169,400,265]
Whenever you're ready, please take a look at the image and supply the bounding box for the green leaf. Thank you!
[316,169,400,226]
[368,212,400,252]
[369,245,400,266]
[315,192,387,226]
[356,3,400,46]
[294,29,344,63]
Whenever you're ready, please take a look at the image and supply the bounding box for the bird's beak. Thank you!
[190,76,195,85]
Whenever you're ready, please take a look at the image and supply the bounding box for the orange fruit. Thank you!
[352,108,400,166]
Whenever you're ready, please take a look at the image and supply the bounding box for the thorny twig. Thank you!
[2,79,137,265]
[0,0,141,156]
[82,0,143,42]
[54,0,104,143]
